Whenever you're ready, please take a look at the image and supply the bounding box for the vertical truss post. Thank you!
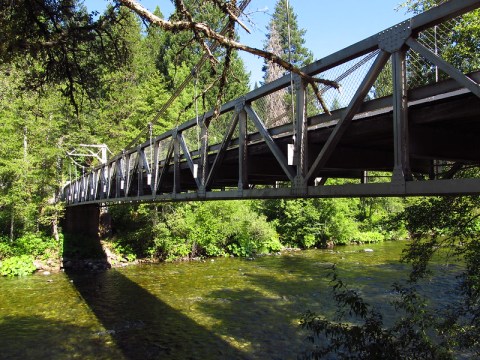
[94,169,100,200]
[173,130,181,194]
[137,148,144,197]
[93,171,98,200]
[100,165,107,199]
[152,140,159,197]
[237,100,248,192]
[115,158,122,198]
[293,75,308,194]
[106,163,113,199]
[125,152,132,197]
[198,120,208,197]
[377,19,412,191]
[392,50,412,186]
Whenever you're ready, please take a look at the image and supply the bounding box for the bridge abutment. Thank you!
[63,205,111,239]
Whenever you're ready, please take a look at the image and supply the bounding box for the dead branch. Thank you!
[118,0,338,114]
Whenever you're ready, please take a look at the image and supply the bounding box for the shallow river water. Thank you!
[0,241,459,359]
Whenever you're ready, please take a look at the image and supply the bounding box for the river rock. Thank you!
[364,248,374,252]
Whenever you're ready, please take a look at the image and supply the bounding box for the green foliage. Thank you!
[260,196,400,248]
[0,239,14,259]
[399,196,480,281]
[109,242,137,262]
[260,199,323,248]
[151,201,281,261]
[14,233,60,259]
[0,255,36,277]
[0,233,59,261]
[107,204,156,258]
[302,196,480,359]
[300,272,452,359]
[0,2,137,109]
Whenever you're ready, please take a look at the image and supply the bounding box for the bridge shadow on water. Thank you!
[66,268,249,360]
[61,229,249,359]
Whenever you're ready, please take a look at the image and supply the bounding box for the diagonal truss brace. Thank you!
[178,132,201,190]
[306,50,391,182]
[155,137,174,195]
[406,38,480,99]
[205,111,240,189]
[245,104,295,182]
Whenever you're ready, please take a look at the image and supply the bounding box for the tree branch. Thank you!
[118,0,338,114]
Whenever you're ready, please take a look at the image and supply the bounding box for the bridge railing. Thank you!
[62,0,480,205]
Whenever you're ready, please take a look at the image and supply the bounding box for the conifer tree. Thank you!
[263,0,313,73]
[263,22,288,127]
[262,0,313,126]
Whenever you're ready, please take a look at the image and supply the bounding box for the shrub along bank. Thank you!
[106,198,406,263]
[0,197,407,276]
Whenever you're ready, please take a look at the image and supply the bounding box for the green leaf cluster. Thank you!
[259,196,404,249]
[0,255,36,277]
[109,201,282,262]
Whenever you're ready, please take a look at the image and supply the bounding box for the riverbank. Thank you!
[35,240,381,276]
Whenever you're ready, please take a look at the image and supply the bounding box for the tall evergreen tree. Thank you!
[263,22,288,127]
[263,0,313,74]
[261,0,315,126]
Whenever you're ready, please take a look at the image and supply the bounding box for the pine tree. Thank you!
[263,0,313,73]
[261,0,315,127]
[263,22,288,127]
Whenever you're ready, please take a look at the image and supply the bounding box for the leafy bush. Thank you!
[14,233,59,259]
[0,255,36,277]
[352,231,385,244]
[0,238,14,259]
[151,201,281,260]
[260,199,324,248]
[110,242,137,262]
[300,273,451,359]
[0,233,59,261]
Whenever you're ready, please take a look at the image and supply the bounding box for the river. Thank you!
[0,241,459,359]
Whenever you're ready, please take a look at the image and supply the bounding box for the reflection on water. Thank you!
[0,241,459,359]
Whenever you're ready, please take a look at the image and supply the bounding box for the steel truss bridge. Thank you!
[62,0,480,207]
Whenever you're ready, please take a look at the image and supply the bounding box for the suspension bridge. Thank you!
[62,0,480,213]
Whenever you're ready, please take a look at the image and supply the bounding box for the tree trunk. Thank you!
[52,215,59,242]
[9,210,14,242]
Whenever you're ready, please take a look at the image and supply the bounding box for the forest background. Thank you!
[0,0,417,268]
[1,0,480,357]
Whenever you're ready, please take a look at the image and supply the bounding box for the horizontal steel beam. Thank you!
[65,178,480,207]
